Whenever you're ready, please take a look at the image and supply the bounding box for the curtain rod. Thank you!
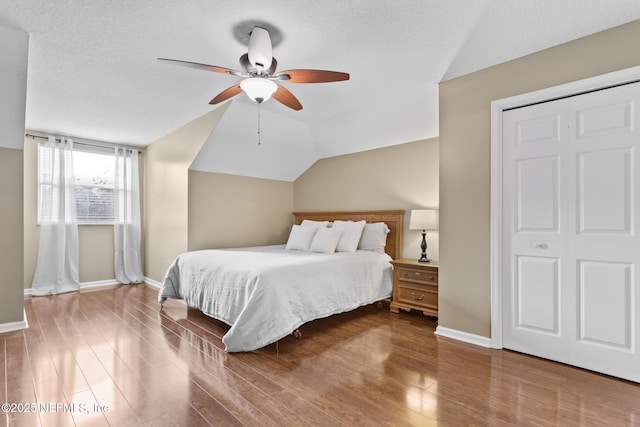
[25,133,142,154]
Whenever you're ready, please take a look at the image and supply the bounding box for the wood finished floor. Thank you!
[2,284,639,426]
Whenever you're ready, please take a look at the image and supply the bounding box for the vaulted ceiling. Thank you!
[2,1,640,180]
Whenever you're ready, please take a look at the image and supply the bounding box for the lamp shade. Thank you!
[240,77,278,103]
[409,209,438,230]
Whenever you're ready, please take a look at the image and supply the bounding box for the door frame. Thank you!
[489,65,640,349]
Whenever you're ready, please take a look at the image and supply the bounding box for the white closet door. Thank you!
[502,83,640,382]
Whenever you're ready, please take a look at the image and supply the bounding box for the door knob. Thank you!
[532,242,549,249]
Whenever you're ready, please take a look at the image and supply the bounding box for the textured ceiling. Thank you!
[2,1,640,180]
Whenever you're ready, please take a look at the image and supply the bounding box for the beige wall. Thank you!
[0,148,25,324]
[0,23,27,326]
[144,105,229,282]
[188,171,293,251]
[294,138,439,261]
[439,20,640,338]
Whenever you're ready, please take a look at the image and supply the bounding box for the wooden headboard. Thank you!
[292,210,405,259]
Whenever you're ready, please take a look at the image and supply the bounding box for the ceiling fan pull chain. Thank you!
[257,102,261,146]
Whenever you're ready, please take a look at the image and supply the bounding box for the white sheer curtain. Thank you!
[114,147,144,284]
[32,136,80,296]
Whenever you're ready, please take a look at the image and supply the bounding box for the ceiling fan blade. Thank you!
[158,58,242,76]
[209,85,243,105]
[272,85,303,111]
[275,69,350,83]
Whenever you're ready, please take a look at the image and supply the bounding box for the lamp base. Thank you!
[418,230,430,263]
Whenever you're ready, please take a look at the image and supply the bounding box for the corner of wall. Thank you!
[0,23,28,325]
[143,105,230,282]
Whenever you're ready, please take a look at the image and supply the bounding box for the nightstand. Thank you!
[389,259,438,317]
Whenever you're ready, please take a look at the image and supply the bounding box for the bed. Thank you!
[158,210,404,352]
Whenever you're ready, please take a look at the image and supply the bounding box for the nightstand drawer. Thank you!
[396,267,438,285]
[397,284,438,308]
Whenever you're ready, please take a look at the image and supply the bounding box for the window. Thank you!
[73,150,115,223]
[38,146,116,224]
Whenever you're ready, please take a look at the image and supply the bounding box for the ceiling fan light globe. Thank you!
[248,26,273,70]
[240,77,278,103]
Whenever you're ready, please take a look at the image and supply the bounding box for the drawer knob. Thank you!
[411,292,425,301]
[428,275,434,280]
[415,272,421,276]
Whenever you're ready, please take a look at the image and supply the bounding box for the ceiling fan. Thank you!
[158,26,350,111]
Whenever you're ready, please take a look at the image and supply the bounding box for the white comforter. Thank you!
[159,245,393,352]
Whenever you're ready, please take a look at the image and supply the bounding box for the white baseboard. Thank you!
[434,326,492,348]
[144,277,162,289]
[0,309,29,334]
[24,279,121,297]
[79,279,120,290]
[24,278,161,297]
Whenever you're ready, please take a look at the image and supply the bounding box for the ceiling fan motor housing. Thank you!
[248,26,273,70]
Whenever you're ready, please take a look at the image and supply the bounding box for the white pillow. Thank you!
[285,225,318,251]
[332,220,366,252]
[301,219,330,228]
[310,228,343,254]
[358,222,390,253]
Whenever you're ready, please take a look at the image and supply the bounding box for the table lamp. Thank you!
[409,209,438,262]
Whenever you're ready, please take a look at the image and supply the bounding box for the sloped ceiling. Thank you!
[190,101,317,181]
[2,1,640,180]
